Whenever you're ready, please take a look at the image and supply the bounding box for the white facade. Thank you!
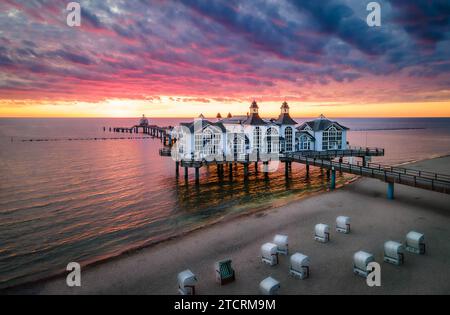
[296,115,348,151]
[172,102,349,161]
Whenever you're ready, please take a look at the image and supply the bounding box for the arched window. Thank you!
[322,126,342,150]
[203,129,213,155]
[232,133,245,155]
[264,127,279,153]
[285,127,293,152]
[300,135,312,150]
[195,127,222,157]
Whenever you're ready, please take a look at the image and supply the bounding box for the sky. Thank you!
[0,0,449,118]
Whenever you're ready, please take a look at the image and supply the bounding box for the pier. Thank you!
[110,124,175,146]
[167,149,450,198]
[167,146,384,183]
[109,116,450,199]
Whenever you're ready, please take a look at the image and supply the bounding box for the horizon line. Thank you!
[1,116,450,119]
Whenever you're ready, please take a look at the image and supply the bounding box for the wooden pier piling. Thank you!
[387,182,395,200]
[330,168,336,190]
[195,167,200,184]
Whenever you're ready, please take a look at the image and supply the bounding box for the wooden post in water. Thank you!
[195,167,200,184]
[217,164,221,177]
[387,182,395,200]
[263,161,269,178]
[175,161,179,177]
[184,167,189,181]
[244,163,249,180]
[330,167,336,190]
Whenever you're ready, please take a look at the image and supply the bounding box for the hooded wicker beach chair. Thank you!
[215,259,235,285]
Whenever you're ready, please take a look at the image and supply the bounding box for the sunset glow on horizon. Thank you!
[1,1,449,118]
[1,98,449,119]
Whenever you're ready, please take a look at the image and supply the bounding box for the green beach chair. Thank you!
[215,259,235,285]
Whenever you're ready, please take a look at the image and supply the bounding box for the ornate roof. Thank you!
[244,100,267,125]
[243,113,267,126]
[250,100,259,109]
[275,101,297,125]
[275,113,297,125]
[180,120,226,133]
[297,115,349,131]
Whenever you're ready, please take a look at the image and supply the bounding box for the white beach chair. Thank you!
[405,231,426,255]
[314,223,330,243]
[336,216,351,234]
[261,243,278,266]
[384,241,404,265]
[259,277,280,295]
[289,253,310,279]
[177,269,198,295]
[273,234,289,255]
[353,251,375,277]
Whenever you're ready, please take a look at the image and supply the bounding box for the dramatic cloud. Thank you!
[0,0,449,108]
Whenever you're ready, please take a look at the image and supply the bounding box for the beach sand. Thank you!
[5,156,450,295]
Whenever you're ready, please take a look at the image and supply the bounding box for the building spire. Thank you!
[281,101,289,114]
[250,100,259,114]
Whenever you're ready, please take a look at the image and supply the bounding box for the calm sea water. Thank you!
[0,117,449,289]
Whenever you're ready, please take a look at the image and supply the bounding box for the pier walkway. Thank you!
[109,125,174,146]
[284,152,450,196]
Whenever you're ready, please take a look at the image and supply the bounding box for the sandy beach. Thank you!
[4,156,450,295]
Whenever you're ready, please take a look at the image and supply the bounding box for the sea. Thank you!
[0,117,449,289]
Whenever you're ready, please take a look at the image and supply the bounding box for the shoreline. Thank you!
[2,154,450,294]
[1,169,358,291]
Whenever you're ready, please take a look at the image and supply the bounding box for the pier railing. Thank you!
[364,162,450,183]
[285,153,450,194]
[295,147,384,159]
